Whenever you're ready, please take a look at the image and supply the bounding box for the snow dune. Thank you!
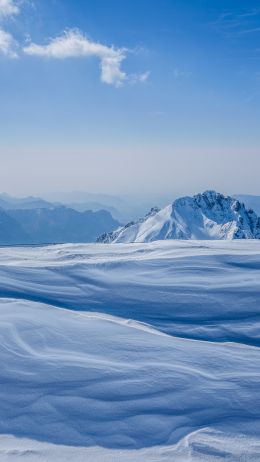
[0,240,260,460]
[1,299,260,452]
[0,240,260,345]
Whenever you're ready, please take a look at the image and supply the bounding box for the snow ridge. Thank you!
[98,190,260,243]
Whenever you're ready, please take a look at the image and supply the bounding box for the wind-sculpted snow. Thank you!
[0,240,260,345]
[1,430,260,462]
[1,299,260,453]
[0,240,260,460]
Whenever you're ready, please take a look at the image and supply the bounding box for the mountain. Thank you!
[7,207,120,245]
[65,201,122,220]
[0,192,120,245]
[98,191,260,243]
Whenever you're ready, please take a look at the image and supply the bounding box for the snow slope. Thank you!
[98,191,260,242]
[0,240,260,460]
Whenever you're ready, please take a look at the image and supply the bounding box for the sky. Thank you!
[0,0,260,198]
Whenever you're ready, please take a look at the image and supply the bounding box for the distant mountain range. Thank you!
[0,193,54,211]
[0,194,120,245]
[41,191,173,222]
[98,191,260,243]
[1,191,260,246]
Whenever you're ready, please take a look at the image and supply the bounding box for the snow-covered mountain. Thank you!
[98,191,260,243]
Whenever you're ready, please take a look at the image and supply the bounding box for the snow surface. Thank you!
[1,430,260,462]
[1,240,260,345]
[98,190,260,243]
[0,240,260,460]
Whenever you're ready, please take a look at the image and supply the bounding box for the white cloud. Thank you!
[23,29,148,87]
[99,52,126,86]
[0,27,17,57]
[0,0,19,17]
[24,29,127,86]
[0,0,19,58]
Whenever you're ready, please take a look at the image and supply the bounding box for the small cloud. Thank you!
[0,0,19,18]
[129,70,150,85]
[137,70,150,82]
[0,27,17,57]
[23,29,148,87]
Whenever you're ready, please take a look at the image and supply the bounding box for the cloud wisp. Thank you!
[0,0,19,17]
[212,8,260,37]
[24,29,148,87]
[0,27,17,56]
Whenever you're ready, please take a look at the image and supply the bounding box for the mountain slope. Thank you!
[98,191,260,243]
[0,208,31,245]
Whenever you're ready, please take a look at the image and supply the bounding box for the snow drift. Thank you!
[0,240,260,460]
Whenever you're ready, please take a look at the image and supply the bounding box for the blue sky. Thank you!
[0,0,260,197]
